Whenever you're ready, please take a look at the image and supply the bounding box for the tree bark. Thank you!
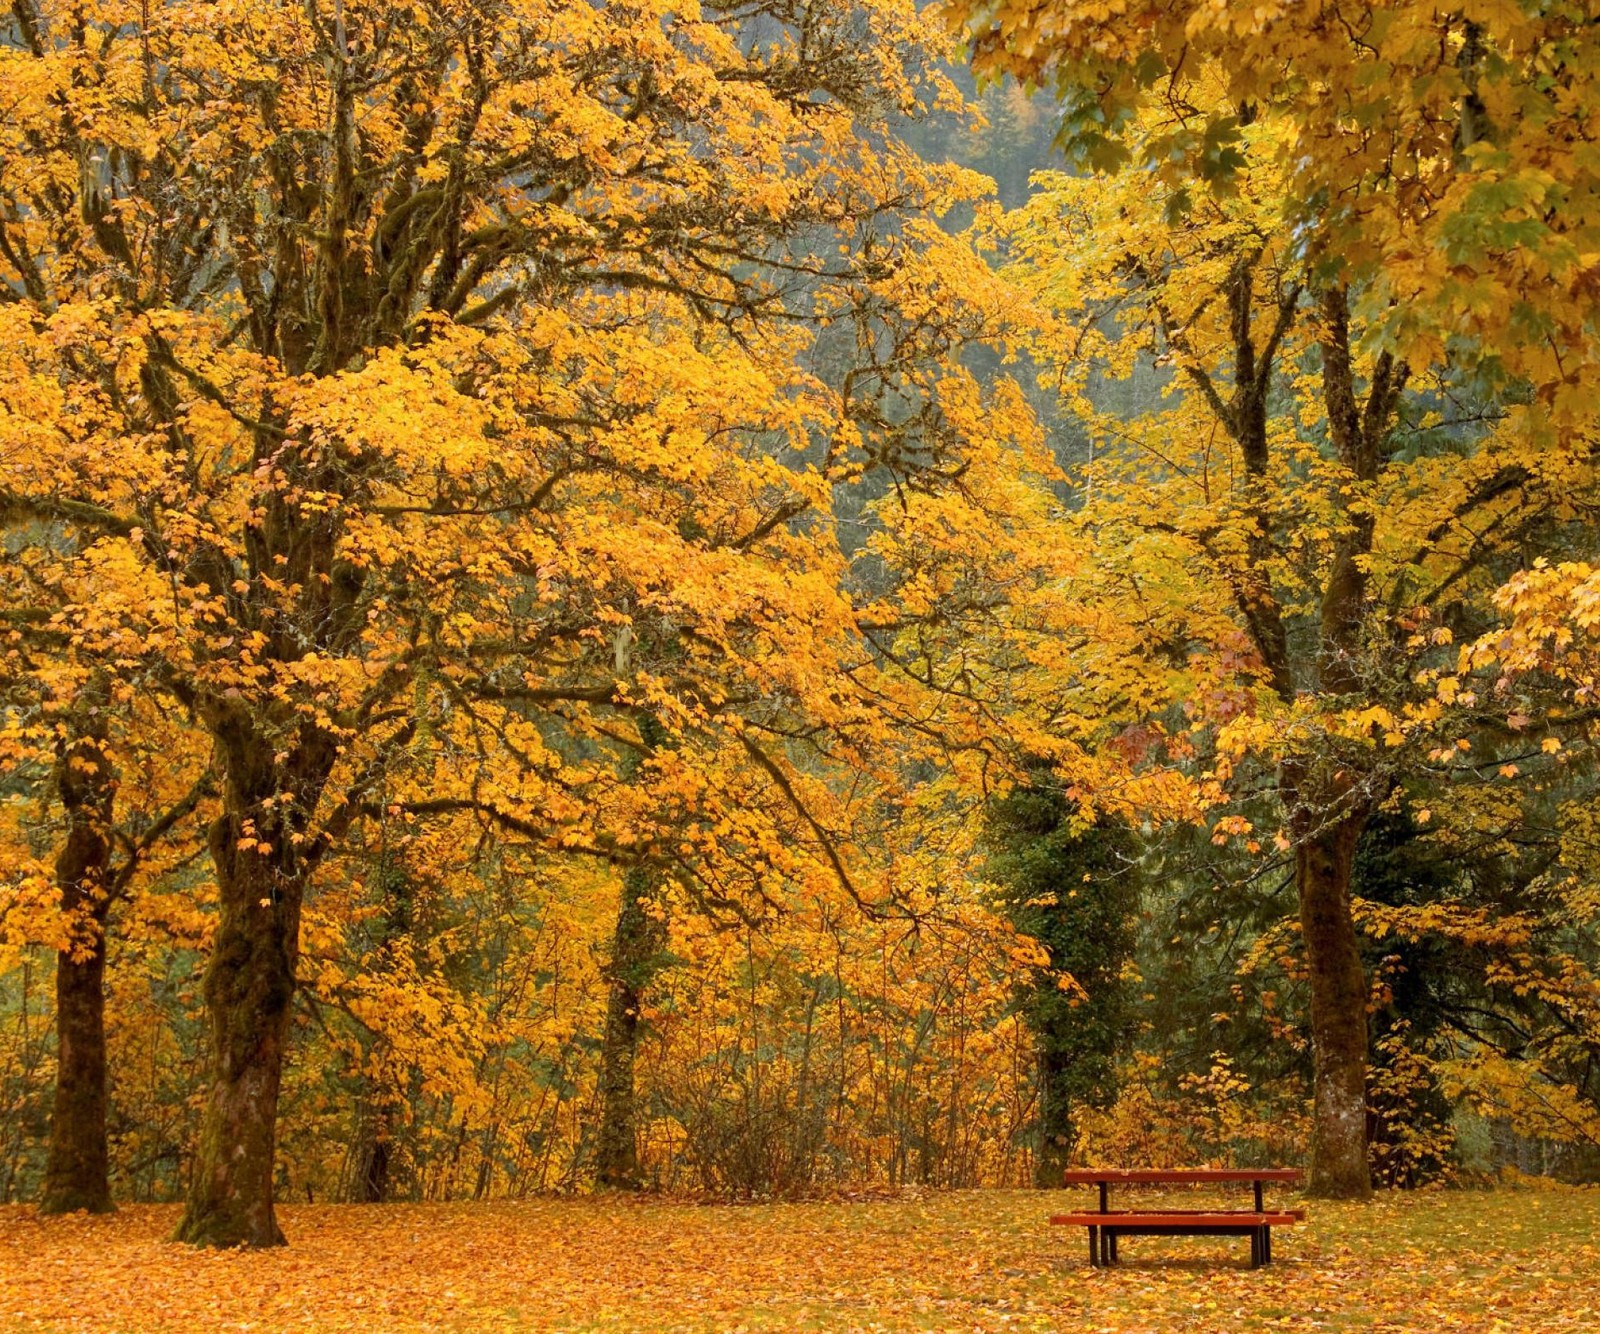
[39,704,116,1216]
[593,866,665,1189]
[174,770,310,1247]
[38,713,116,1209]
[41,926,114,1215]
[1278,286,1403,1201]
[1293,811,1373,1198]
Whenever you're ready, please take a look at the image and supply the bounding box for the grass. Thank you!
[1,1186,1596,1332]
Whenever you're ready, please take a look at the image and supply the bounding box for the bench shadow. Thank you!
[1093,1256,1264,1272]
[1048,1248,1300,1275]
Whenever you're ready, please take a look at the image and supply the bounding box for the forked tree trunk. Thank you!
[1289,286,1401,1200]
[39,710,116,1215]
[1294,812,1374,1200]
[357,1132,391,1204]
[593,866,666,1189]
[347,1092,396,1203]
[173,812,305,1247]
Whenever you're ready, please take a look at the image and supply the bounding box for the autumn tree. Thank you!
[947,0,1600,427]
[995,90,1600,1194]
[0,0,1070,1244]
[942,3,1600,1195]
[1416,562,1600,1150]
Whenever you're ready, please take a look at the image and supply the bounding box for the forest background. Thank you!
[3,0,1600,1253]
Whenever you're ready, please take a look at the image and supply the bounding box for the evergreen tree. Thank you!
[987,782,1139,1185]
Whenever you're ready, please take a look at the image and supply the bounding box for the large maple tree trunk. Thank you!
[40,797,115,1212]
[174,810,304,1247]
[42,929,114,1214]
[1285,286,1398,1201]
[1293,809,1374,1199]
[40,695,116,1216]
[42,919,114,1215]
[594,867,665,1189]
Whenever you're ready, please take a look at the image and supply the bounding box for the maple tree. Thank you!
[946,0,1600,425]
[990,72,1600,1195]
[0,0,1075,1245]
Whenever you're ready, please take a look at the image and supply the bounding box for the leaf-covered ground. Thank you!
[1,1188,1595,1332]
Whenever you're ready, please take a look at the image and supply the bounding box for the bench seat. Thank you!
[1050,1211,1300,1227]
[1051,1209,1301,1267]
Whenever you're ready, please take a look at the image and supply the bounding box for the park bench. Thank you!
[1050,1168,1304,1268]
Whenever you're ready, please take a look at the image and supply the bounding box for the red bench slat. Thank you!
[1050,1212,1300,1227]
[1061,1168,1303,1184]
[1050,1207,1306,1221]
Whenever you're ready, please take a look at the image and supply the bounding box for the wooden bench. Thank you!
[1051,1169,1304,1267]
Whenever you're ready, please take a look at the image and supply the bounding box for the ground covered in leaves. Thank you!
[1,1188,1595,1332]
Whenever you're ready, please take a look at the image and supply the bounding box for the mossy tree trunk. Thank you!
[174,724,335,1248]
[1282,287,1404,1202]
[1292,807,1374,1199]
[39,685,116,1216]
[1033,1047,1077,1188]
[593,865,667,1189]
[174,823,301,1246]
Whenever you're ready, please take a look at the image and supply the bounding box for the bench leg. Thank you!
[1088,1225,1099,1268]
[1263,1226,1271,1265]
[1249,1228,1261,1268]
[1108,1231,1118,1265]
